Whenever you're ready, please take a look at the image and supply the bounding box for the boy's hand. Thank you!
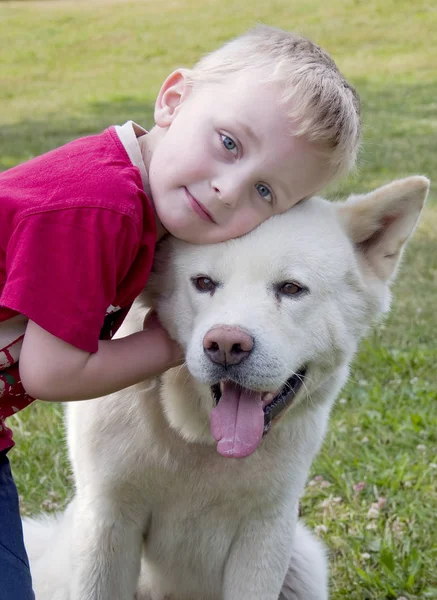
[143,311,184,370]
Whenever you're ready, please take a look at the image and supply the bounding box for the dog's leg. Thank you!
[223,513,296,600]
[23,502,76,600]
[69,496,144,600]
[278,522,328,600]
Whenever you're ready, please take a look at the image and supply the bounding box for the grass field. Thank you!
[1,0,436,598]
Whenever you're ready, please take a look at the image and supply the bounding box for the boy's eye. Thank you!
[221,134,238,156]
[255,183,273,203]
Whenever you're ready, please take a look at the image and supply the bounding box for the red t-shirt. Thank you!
[0,123,156,451]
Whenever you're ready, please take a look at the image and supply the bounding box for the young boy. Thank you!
[0,25,360,598]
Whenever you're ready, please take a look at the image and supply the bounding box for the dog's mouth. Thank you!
[210,368,307,459]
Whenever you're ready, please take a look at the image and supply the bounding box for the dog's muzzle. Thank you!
[211,368,307,436]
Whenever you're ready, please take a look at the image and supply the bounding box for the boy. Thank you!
[0,25,360,599]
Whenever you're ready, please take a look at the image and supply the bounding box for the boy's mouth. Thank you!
[185,188,216,223]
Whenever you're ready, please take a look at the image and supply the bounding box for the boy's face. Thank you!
[147,70,332,244]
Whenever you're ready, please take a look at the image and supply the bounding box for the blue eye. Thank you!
[255,183,273,203]
[221,134,238,155]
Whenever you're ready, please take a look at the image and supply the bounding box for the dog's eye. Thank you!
[192,276,217,293]
[278,281,306,296]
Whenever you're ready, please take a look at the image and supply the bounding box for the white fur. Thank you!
[23,177,429,600]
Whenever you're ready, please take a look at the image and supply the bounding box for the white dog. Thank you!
[23,177,429,600]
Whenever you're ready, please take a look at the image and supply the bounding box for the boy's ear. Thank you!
[338,176,430,282]
[154,69,193,127]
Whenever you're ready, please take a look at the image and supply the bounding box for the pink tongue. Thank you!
[210,381,264,458]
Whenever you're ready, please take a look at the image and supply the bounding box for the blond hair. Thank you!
[187,25,361,180]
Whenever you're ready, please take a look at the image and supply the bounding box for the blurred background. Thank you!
[1,1,436,598]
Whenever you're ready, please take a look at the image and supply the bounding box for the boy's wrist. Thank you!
[140,317,184,372]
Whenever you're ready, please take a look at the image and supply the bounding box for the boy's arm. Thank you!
[19,318,183,402]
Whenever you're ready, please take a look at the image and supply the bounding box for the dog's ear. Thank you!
[143,236,175,308]
[338,176,430,281]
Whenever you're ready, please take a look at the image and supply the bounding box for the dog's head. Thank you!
[147,176,429,458]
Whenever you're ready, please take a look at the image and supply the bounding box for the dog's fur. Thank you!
[23,177,429,600]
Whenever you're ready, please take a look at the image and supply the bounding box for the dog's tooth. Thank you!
[262,392,274,407]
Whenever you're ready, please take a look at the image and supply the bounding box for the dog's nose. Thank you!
[203,326,254,366]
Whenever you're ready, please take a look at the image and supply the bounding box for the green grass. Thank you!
[1,0,436,598]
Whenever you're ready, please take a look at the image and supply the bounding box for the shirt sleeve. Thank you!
[0,207,139,353]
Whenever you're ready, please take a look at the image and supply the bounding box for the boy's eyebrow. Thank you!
[234,120,260,145]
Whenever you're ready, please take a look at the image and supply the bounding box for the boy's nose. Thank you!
[212,180,244,208]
